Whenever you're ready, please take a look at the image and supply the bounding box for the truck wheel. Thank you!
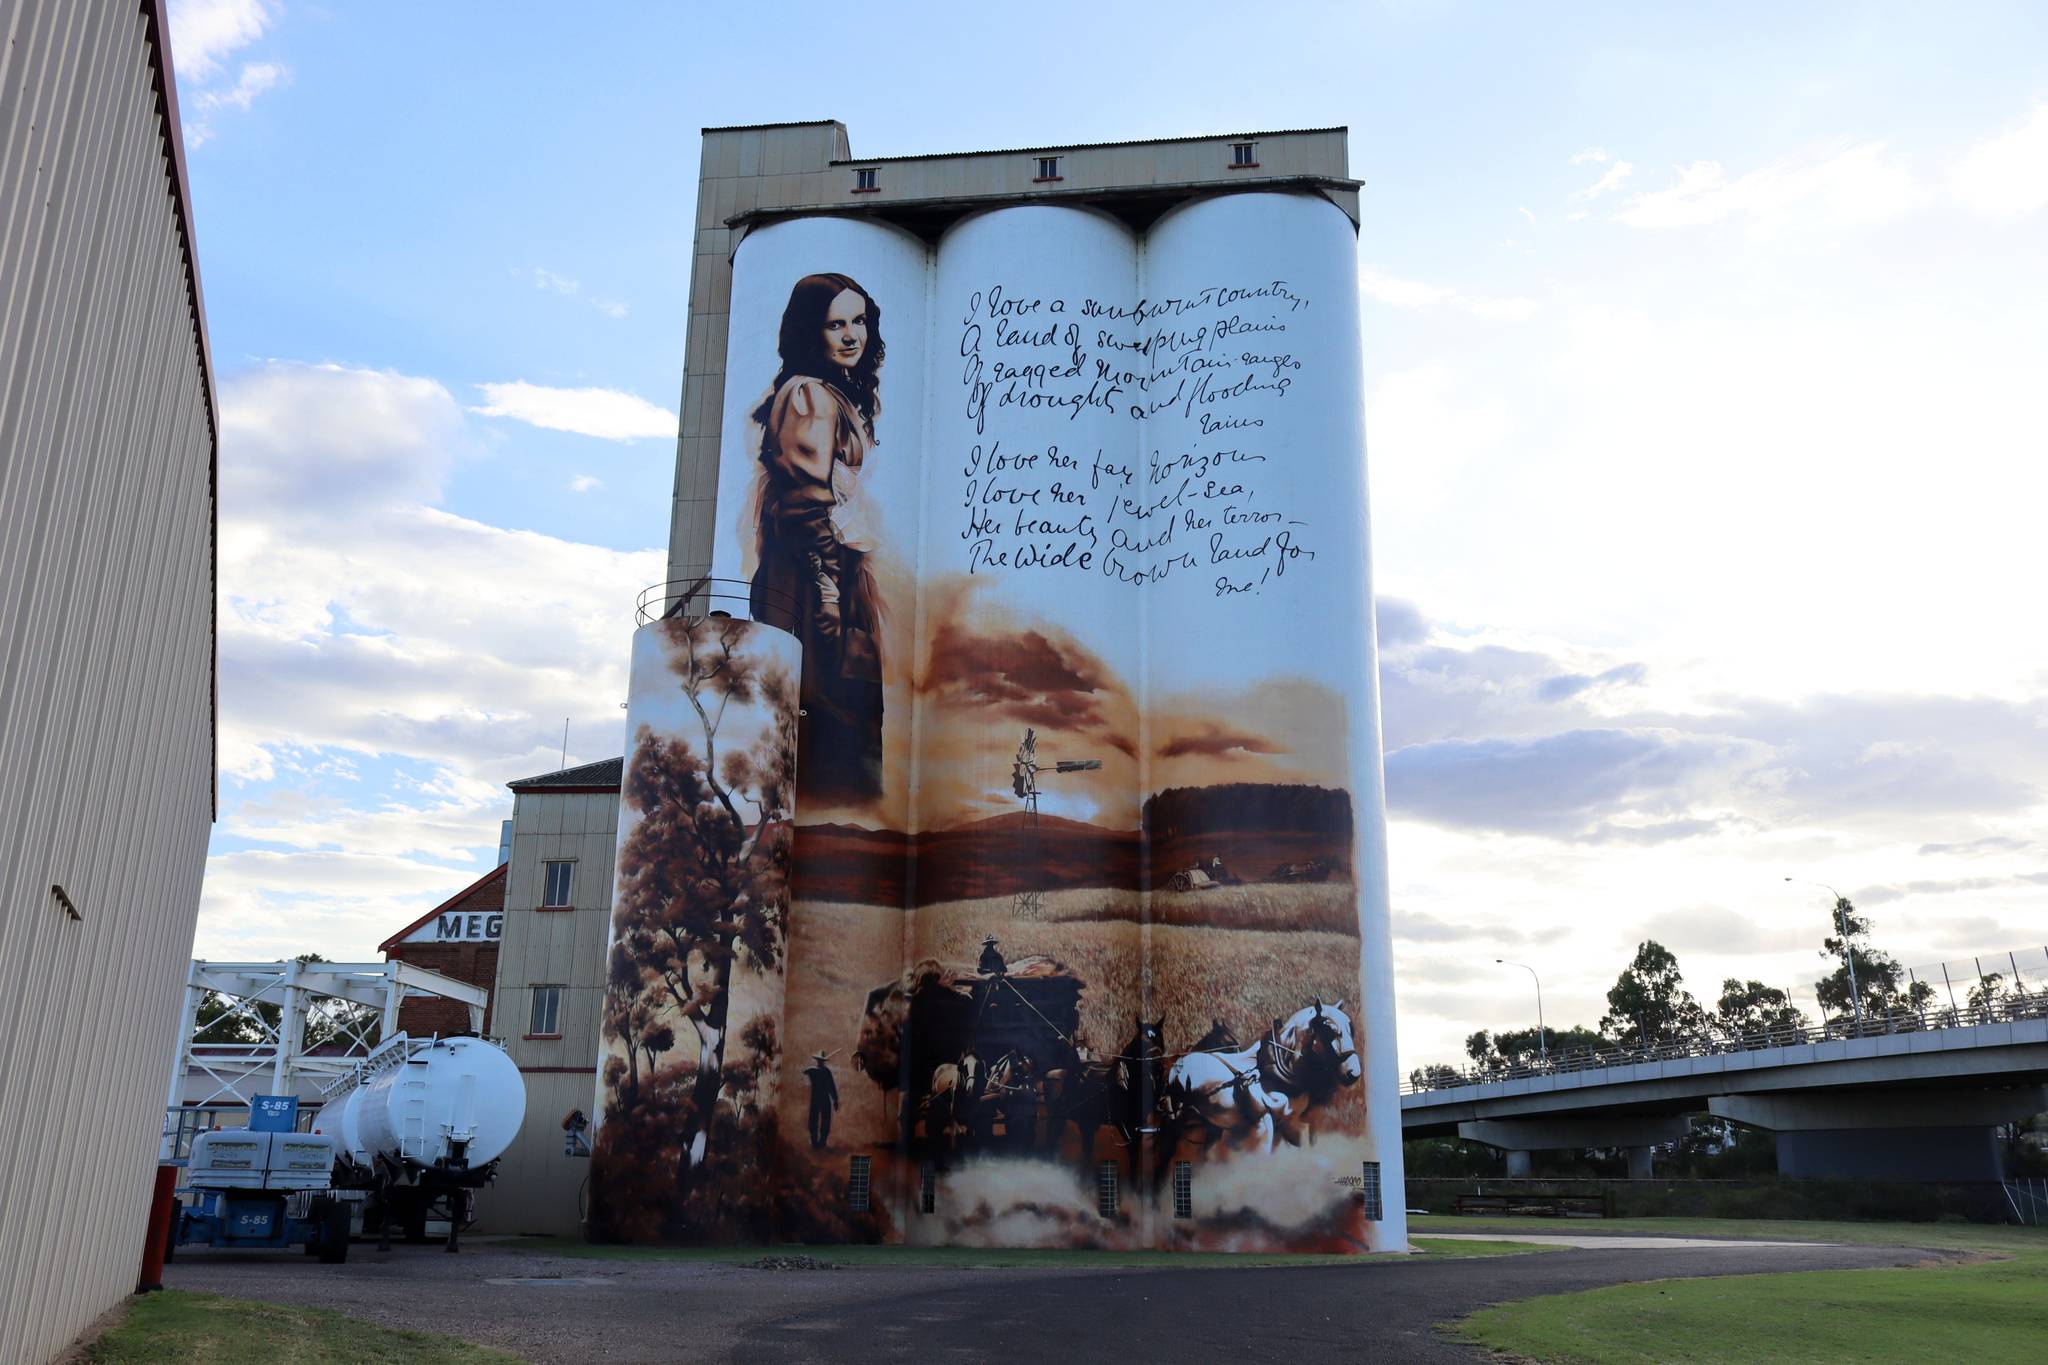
[302,1197,326,1256]
[404,1202,429,1243]
[317,1198,350,1264]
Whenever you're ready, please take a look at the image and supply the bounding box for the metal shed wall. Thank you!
[0,1,216,1358]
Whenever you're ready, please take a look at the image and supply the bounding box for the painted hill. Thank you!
[790,784,1353,907]
[792,813,1137,907]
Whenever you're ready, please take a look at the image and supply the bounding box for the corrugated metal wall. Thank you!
[482,788,620,1234]
[0,2,216,1359]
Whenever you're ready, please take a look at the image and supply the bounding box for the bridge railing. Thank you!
[1404,987,2048,1095]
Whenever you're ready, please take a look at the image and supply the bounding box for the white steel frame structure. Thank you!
[163,960,490,1158]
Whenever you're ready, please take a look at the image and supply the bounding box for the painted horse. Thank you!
[1051,1016,1164,1182]
[1154,1000,1361,1184]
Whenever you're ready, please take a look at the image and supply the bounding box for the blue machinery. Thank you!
[170,1187,353,1264]
[166,1096,353,1264]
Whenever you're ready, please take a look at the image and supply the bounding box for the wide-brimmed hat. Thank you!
[810,1051,828,1063]
[982,936,999,946]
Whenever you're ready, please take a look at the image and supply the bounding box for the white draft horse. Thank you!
[1154,1000,1361,1187]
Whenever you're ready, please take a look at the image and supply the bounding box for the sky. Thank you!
[169,0,2048,1069]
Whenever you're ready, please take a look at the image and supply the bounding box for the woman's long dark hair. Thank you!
[750,273,885,440]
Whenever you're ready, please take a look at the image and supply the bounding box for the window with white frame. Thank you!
[853,167,878,192]
[1231,140,1258,167]
[542,860,573,908]
[1035,155,1060,181]
[529,985,563,1037]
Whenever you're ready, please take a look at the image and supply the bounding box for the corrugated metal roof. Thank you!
[834,126,1347,167]
[508,757,624,791]
[700,118,842,134]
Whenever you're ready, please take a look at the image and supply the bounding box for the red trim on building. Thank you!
[377,863,509,953]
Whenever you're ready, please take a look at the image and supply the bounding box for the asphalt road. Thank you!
[162,1236,1943,1363]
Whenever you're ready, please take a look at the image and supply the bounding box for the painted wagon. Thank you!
[854,955,1085,1159]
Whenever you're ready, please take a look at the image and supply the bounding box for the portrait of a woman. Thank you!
[747,272,887,806]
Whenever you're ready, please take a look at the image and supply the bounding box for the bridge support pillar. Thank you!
[1710,1087,2047,1181]
[1459,1116,1688,1179]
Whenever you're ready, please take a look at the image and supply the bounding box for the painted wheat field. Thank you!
[777,883,1368,1160]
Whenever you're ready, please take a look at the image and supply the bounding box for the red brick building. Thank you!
[379,863,506,1036]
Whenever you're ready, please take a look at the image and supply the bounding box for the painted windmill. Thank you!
[1010,727,1102,917]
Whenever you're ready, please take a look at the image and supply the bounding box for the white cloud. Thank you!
[1616,142,1919,233]
[1358,266,1539,322]
[1570,147,1612,166]
[167,0,273,81]
[527,267,581,296]
[199,61,285,112]
[470,382,675,441]
[519,269,630,319]
[1571,159,1635,202]
[223,361,462,513]
[202,360,663,959]
[169,0,285,148]
[1951,101,2048,221]
[568,474,603,493]
[1516,206,1537,226]
[1366,364,1509,518]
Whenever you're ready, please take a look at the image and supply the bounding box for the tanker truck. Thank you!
[316,1032,527,1252]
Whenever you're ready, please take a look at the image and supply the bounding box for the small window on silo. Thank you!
[1361,1161,1383,1221]
[919,1159,936,1214]
[1172,1162,1193,1219]
[1096,1161,1120,1218]
[848,1155,872,1211]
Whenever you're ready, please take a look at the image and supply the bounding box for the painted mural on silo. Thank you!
[585,615,820,1243]
[703,192,1403,1252]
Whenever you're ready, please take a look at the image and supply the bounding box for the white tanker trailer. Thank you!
[316,1033,526,1251]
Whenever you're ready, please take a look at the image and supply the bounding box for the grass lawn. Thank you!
[1411,1236,1558,1258]
[1424,1216,2048,1364]
[81,1292,517,1364]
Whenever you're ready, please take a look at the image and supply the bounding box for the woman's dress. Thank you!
[748,376,884,806]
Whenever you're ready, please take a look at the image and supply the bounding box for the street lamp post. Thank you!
[1786,877,1863,1032]
[1496,959,1546,1064]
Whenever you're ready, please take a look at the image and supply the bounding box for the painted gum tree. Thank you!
[609,617,797,1201]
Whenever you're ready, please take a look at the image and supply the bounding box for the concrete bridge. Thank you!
[1401,1011,2048,1179]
